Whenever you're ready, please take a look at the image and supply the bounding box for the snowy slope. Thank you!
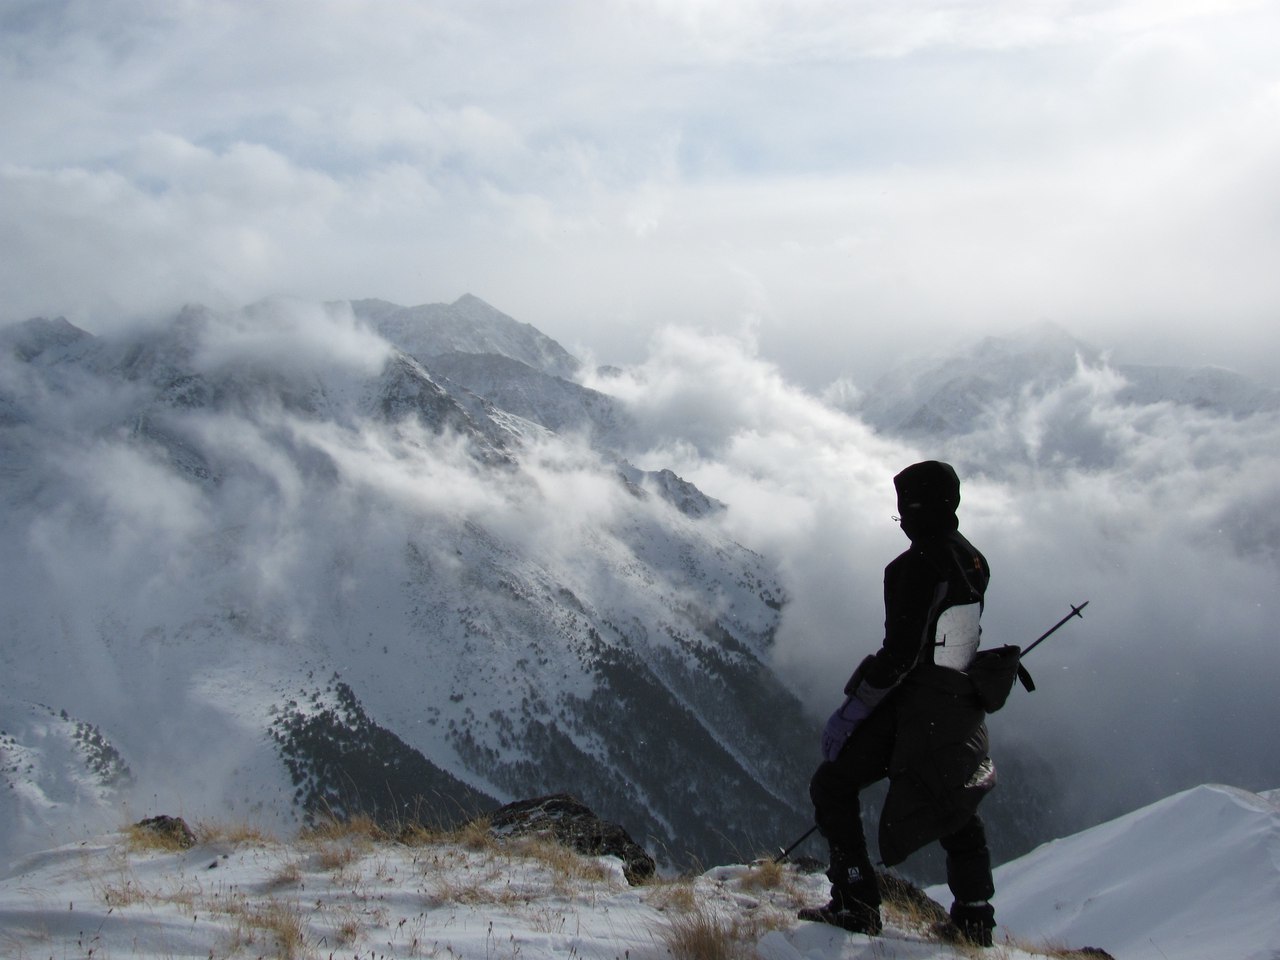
[5,782,1272,960]
[0,818,1055,960]
[931,783,1280,960]
[353,294,582,379]
[426,350,633,447]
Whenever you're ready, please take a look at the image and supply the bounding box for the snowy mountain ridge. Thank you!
[0,296,808,871]
[352,294,582,380]
[964,782,1280,960]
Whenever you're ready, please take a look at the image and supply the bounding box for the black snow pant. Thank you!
[809,695,995,912]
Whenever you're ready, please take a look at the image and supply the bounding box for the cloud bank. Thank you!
[2,1,1279,386]
[601,326,1280,832]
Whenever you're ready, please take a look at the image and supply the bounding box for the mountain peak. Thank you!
[452,292,494,310]
[351,297,581,380]
[2,315,94,362]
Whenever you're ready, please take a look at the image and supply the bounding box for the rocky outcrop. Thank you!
[134,815,197,850]
[488,794,656,885]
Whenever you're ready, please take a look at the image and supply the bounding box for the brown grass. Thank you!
[425,866,525,908]
[265,860,304,891]
[125,821,196,853]
[397,821,445,847]
[450,816,497,852]
[227,898,310,960]
[96,876,151,909]
[645,875,699,914]
[737,859,789,893]
[300,812,389,844]
[661,906,759,960]
[314,841,363,873]
[197,818,277,847]
[511,836,612,890]
[92,860,200,913]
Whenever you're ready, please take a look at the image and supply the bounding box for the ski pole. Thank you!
[774,824,819,864]
[1020,601,1089,658]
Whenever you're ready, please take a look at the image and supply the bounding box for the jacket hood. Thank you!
[894,460,961,540]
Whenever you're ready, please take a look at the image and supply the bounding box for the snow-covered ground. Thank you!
[0,821,1026,960]
[3,782,1278,960]
[976,783,1280,960]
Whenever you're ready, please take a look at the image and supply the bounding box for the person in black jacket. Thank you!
[799,461,999,947]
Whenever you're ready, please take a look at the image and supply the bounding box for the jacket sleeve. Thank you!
[846,549,948,710]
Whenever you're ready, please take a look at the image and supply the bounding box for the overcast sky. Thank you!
[2,0,1279,387]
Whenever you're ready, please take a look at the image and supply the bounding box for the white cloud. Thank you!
[2,1,1279,384]
[597,327,1280,828]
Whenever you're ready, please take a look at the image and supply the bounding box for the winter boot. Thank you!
[934,901,996,948]
[798,899,882,935]
[797,851,882,935]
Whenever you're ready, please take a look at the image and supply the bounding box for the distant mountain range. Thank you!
[847,323,1279,451]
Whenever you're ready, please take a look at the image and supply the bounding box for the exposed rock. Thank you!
[488,793,656,885]
[876,869,950,927]
[134,815,197,850]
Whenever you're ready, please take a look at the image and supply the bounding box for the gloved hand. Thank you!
[821,696,871,762]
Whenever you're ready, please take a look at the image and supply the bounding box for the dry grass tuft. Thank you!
[877,870,954,944]
[297,813,390,877]
[425,867,524,908]
[313,841,362,873]
[450,816,497,852]
[661,905,759,960]
[646,876,699,914]
[95,871,201,914]
[126,819,197,853]
[265,860,304,891]
[229,898,310,960]
[336,915,364,945]
[511,836,611,889]
[737,859,787,892]
[97,876,150,909]
[300,812,389,844]
[197,818,277,847]
[396,821,445,847]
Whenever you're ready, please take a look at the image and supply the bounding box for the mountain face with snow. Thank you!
[353,295,582,380]
[0,297,806,870]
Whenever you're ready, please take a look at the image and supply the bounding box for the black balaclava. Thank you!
[893,460,961,541]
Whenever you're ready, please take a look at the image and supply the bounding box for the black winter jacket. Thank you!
[848,528,990,708]
[848,528,1003,865]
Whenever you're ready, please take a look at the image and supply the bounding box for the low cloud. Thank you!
[608,329,1280,829]
[1,302,713,835]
